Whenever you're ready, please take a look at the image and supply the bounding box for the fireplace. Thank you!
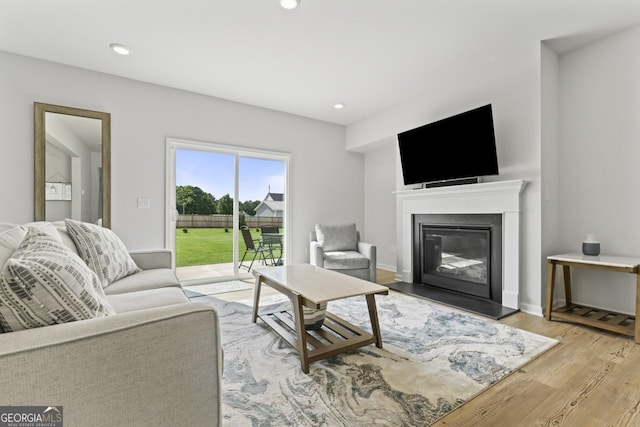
[413,214,502,303]
[393,180,526,318]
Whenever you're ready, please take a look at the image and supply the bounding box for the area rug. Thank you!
[183,280,252,297]
[199,291,558,426]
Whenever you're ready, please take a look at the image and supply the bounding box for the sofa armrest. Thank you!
[0,303,222,426]
[310,241,324,267]
[129,249,173,270]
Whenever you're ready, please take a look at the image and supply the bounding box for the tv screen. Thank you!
[398,104,499,186]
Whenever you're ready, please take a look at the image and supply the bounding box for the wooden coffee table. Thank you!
[252,264,389,373]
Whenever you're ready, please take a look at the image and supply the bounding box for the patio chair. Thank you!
[239,226,271,271]
[261,225,283,265]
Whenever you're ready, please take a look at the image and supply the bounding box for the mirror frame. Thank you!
[34,102,111,228]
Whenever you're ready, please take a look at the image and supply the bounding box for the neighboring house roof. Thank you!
[254,192,284,217]
[265,192,283,202]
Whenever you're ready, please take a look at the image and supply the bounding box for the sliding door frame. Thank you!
[165,137,291,281]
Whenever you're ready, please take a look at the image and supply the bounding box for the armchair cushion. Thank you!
[315,223,358,252]
[65,219,141,289]
[323,251,370,270]
[0,227,115,332]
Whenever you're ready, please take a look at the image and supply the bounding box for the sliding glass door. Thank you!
[166,138,289,285]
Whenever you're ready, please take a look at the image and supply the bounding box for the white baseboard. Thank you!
[519,302,544,317]
[376,263,396,272]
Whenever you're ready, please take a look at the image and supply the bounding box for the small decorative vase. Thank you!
[582,234,600,256]
[303,303,327,330]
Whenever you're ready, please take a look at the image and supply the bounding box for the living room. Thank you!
[2,1,640,425]
[3,5,640,318]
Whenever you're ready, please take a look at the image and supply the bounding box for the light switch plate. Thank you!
[137,197,150,209]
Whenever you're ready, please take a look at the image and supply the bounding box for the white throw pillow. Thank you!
[65,219,141,289]
[315,223,358,252]
[0,227,115,333]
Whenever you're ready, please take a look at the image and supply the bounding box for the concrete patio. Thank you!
[176,261,270,285]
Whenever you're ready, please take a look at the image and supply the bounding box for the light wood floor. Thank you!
[214,269,640,427]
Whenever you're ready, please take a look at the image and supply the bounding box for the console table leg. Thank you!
[545,260,556,320]
[562,265,573,306]
[366,294,383,348]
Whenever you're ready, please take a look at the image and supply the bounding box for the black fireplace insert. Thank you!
[413,214,502,303]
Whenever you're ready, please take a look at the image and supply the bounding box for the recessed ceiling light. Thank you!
[280,0,300,10]
[109,43,131,55]
[333,103,345,110]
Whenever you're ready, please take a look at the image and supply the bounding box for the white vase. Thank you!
[303,303,327,330]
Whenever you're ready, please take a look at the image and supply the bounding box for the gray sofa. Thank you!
[0,221,223,427]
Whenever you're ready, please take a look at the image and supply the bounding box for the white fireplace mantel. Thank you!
[396,179,527,309]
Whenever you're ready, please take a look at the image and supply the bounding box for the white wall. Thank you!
[0,51,364,264]
[363,137,397,271]
[555,25,640,314]
[347,48,545,314]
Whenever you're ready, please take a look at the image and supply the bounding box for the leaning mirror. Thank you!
[34,103,111,228]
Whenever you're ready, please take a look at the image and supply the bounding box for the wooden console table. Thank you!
[545,252,640,343]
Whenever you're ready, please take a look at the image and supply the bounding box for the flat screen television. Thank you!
[398,104,499,186]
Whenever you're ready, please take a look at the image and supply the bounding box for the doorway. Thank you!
[166,138,290,285]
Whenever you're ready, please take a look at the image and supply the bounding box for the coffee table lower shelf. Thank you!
[549,304,636,337]
[258,308,377,369]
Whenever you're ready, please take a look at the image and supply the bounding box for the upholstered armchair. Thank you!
[309,223,376,282]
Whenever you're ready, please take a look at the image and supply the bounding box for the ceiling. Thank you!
[2,0,640,126]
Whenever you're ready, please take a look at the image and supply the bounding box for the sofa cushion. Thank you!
[65,219,141,289]
[106,287,190,313]
[104,269,182,295]
[0,227,115,333]
[315,223,358,252]
[323,250,370,270]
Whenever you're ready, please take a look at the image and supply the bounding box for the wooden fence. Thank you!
[176,214,282,229]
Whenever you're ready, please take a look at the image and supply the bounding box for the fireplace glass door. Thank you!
[421,226,491,298]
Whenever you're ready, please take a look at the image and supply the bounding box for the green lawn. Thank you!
[175,227,282,267]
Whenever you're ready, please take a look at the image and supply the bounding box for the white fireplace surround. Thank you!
[396,180,527,309]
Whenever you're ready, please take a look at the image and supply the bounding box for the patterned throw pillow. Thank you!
[0,224,26,269]
[0,227,115,333]
[0,222,62,269]
[65,219,141,289]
